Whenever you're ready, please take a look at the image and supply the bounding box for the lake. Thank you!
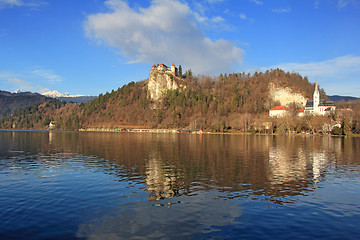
[0,130,359,239]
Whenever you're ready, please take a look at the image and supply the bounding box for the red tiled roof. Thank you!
[270,106,287,111]
[171,63,175,66]
[297,109,304,113]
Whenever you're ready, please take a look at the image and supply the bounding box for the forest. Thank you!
[1,68,359,135]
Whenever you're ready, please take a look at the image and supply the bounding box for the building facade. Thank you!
[151,63,178,76]
[269,106,288,117]
[304,81,336,115]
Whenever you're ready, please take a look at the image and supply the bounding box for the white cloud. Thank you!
[0,0,23,7]
[268,55,360,77]
[250,0,263,5]
[314,0,320,9]
[239,13,254,22]
[256,55,360,96]
[0,0,46,9]
[32,69,62,83]
[211,16,224,23]
[206,0,225,3]
[337,0,348,8]
[1,74,35,91]
[272,8,291,13]
[84,0,244,75]
[0,68,62,93]
[7,77,27,85]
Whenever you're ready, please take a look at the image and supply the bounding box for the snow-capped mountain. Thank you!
[42,90,93,98]
[42,90,96,103]
[12,89,23,94]
[42,90,71,98]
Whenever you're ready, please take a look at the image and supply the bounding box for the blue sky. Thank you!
[1,0,359,97]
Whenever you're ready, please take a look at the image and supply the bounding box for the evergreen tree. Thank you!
[179,65,182,78]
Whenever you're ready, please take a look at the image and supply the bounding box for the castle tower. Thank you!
[171,63,176,75]
[313,80,320,114]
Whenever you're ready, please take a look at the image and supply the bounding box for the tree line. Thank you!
[1,69,359,135]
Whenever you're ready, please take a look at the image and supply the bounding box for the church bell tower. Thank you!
[313,80,320,114]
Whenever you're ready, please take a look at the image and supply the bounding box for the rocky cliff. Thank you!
[147,69,186,101]
[269,83,307,107]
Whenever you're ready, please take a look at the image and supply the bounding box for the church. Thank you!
[304,81,336,115]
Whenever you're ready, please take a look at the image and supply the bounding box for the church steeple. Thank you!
[313,80,320,113]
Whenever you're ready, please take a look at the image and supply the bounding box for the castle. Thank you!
[151,63,179,77]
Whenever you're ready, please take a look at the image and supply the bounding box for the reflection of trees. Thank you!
[1,130,360,203]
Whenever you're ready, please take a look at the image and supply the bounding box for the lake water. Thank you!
[0,130,359,239]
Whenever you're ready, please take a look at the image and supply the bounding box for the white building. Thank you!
[304,81,336,115]
[269,106,288,117]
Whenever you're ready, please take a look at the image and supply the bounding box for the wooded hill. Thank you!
[1,68,359,134]
[0,91,52,118]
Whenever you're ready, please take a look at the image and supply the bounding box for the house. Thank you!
[304,81,336,115]
[49,121,56,130]
[151,63,178,76]
[269,106,288,117]
[297,108,304,117]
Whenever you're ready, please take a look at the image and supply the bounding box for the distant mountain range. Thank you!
[42,90,97,103]
[328,95,359,102]
[0,90,97,118]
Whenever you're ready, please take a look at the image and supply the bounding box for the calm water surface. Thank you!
[0,130,359,239]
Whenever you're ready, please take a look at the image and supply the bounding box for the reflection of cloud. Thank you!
[84,0,244,75]
[76,192,242,239]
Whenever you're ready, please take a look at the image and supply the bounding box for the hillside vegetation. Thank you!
[0,91,52,118]
[1,68,359,134]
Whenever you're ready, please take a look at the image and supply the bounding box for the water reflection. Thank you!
[1,130,360,239]
[1,130,359,204]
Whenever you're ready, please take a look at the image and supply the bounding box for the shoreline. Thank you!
[1,128,359,137]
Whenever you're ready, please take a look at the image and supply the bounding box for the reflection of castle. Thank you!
[268,138,331,187]
[268,146,308,185]
[145,153,177,201]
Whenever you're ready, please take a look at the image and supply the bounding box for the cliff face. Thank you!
[147,69,185,101]
[269,83,307,107]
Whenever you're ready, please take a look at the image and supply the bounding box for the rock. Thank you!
[147,64,186,101]
[269,83,307,107]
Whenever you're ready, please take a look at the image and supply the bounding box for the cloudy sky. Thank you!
[0,0,359,96]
